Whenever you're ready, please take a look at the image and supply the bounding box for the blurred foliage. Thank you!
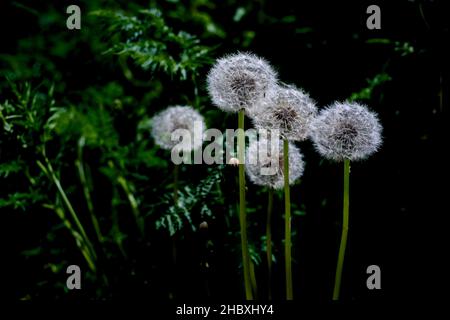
[91,8,213,80]
[1,0,237,300]
[349,73,392,102]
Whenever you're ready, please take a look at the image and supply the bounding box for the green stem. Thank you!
[250,259,258,299]
[170,233,177,300]
[169,164,179,299]
[238,108,253,300]
[41,156,97,262]
[117,175,144,236]
[43,203,96,272]
[333,159,350,300]
[111,186,127,259]
[107,161,144,236]
[173,164,179,205]
[266,187,274,300]
[53,205,96,272]
[76,140,103,244]
[284,139,293,300]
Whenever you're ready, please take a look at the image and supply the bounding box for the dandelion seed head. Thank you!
[151,105,205,152]
[251,85,317,141]
[310,101,383,161]
[207,52,278,113]
[246,137,304,190]
[228,157,240,166]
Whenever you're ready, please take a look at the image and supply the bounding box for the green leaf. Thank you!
[0,160,24,178]
[0,191,45,210]
[233,7,246,22]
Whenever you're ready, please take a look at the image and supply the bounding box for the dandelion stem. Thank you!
[238,108,253,300]
[250,259,258,298]
[283,139,293,300]
[173,164,179,205]
[333,159,350,300]
[266,187,274,300]
[170,163,180,299]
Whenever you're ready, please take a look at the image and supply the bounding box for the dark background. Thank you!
[1,0,447,303]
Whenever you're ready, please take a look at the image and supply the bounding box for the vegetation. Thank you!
[1,0,445,301]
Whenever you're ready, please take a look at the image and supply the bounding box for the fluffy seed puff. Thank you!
[207,52,278,113]
[246,136,304,190]
[151,106,205,152]
[310,101,382,162]
[251,85,317,141]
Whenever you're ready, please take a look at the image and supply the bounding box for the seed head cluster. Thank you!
[151,105,205,152]
[310,102,382,161]
[207,52,278,113]
[251,85,317,141]
[246,137,304,190]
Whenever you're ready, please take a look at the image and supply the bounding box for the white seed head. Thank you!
[207,52,278,113]
[251,85,317,141]
[228,157,240,166]
[245,136,304,190]
[310,101,382,162]
[151,105,205,152]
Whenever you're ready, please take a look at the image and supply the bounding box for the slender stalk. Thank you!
[107,161,144,236]
[333,159,350,300]
[169,235,177,300]
[170,164,180,299]
[117,175,144,236]
[111,186,127,259]
[173,164,179,205]
[266,187,274,300]
[76,140,103,244]
[250,259,258,299]
[283,139,293,300]
[199,221,211,298]
[43,203,96,272]
[238,108,253,300]
[41,156,97,262]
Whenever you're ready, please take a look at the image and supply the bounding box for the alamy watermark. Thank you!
[66,5,81,30]
[169,122,281,176]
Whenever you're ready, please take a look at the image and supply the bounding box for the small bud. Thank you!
[113,99,122,110]
[199,221,208,230]
[228,157,240,166]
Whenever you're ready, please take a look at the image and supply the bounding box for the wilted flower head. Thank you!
[246,136,304,190]
[310,101,382,161]
[207,52,278,113]
[151,105,205,152]
[251,84,317,141]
